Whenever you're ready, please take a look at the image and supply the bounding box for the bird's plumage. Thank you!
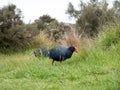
[33,47,49,59]
[49,46,78,65]
[49,46,68,61]
[33,46,78,65]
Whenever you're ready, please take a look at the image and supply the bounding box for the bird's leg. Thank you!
[60,61,62,64]
[52,60,54,65]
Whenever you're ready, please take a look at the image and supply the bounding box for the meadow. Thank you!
[0,38,120,90]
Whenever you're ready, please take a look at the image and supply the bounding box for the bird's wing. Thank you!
[49,46,67,60]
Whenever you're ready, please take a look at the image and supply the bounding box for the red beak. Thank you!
[75,46,78,53]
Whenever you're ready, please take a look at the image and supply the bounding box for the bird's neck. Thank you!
[66,51,73,58]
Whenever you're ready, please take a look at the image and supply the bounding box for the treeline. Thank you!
[66,0,120,37]
[0,4,71,52]
[0,0,120,53]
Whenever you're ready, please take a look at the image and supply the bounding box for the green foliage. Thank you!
[0,4,44,52]
[47,23,71,41]
[0,4,23,30]
[98,23,120,49]
[102,32,118,48]
[0,4,27,52]
[113,0,120,17]
[0,25,32,52]
[78,48,89,61]
[0,4,73,53]
[66,2,79,18]
[35,15,56,30]
[66,1,115,37]
[34,15,72,41]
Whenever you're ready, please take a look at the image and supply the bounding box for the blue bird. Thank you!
[49,46,78,65]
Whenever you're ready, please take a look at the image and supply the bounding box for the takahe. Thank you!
[49,46,78,65]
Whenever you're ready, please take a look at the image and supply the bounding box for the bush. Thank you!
[97,23,120,49]
[103,32,118,48]
[0,25,33,52]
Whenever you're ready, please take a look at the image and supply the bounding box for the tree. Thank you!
[0,4,23,31]
[34,15,72,41]
[35,15,55,30]
[66,2,79,18]
[0,4,29,52]
[66,0,115,37]
[113,0,120,18]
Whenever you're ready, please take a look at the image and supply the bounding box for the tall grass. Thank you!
[30,31,54,49]
[60,30,80,46]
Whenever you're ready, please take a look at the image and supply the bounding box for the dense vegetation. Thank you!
[0,0,120,90]
[66,0,120,37]
[0,5,72,52]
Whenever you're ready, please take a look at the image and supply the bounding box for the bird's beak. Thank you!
[75,46,78,53]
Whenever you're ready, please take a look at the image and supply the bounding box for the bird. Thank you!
[49,46,78,65]
[33,47,49,59]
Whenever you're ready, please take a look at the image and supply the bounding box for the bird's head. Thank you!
[68,46,78,53]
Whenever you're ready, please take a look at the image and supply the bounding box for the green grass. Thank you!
[0,24,120,90]
[0,43,120,90]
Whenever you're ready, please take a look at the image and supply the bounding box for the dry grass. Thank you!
[30,29,95,51]
[59,30,81,48]
[31,31,53,48]
[59,29,95,51]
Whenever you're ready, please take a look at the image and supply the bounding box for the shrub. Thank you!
[102,31,118,48]
[97,23,120,49]
[0,25,34,52]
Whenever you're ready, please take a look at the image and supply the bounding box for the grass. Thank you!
[0,43,120,90]
[0,23,120,90]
